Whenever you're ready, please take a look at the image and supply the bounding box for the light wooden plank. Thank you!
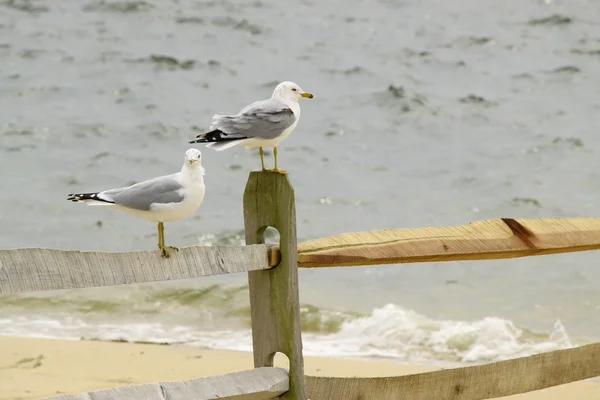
[0,245,270,295]
[297,217,600,267]
[306,343,600,400]
[42,367,288,400]
[244,171,307,400]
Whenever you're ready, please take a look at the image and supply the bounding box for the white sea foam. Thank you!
[0,304,575,366]
[301,304,573,365]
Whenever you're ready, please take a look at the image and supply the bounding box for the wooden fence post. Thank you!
[243,171,306,400]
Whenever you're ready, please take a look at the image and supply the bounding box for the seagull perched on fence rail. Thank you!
[67,148,206,258]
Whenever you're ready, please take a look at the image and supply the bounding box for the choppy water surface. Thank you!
[1,0,600,365]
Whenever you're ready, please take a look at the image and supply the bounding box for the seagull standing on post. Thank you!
[189,81,313,174]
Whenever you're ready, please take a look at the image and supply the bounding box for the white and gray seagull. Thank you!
[189,81,313,174]
[67,148,206,258]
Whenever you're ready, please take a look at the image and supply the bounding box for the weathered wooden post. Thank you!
[243,171,306,400]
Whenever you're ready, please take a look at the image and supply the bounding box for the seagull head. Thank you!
[272,81,313,103]
[184,148,202,168]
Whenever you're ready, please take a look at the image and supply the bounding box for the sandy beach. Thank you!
[0,336,598,400]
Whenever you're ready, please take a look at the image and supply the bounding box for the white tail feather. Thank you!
[205,139,247,151]
[84,200,115,207]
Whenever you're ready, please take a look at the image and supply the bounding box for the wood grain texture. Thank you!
[306,343,600,400]
[0,245,269,295]
[42,367,288,400]
[297,217,600,267]
[244,171,306,400]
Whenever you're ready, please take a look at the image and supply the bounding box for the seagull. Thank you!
[189,81,313,174]
[67,148,206,258]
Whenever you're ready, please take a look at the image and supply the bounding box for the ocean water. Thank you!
[1,0,600,367]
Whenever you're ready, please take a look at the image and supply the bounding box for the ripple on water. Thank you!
[2,0,49,13]
[81,0,153,13]
[527,14,573,26]
[377,84,428,114]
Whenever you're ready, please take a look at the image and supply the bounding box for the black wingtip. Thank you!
[192,129,247,144]
[66,192,114,204]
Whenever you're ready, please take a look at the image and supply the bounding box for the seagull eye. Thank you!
[291,88,297,92]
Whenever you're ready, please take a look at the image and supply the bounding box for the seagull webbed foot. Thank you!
[158,245,179,258]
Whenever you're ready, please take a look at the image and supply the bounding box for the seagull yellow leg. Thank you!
[259,147,266,171]
[273,147,287,175]
[157,222,178,258]
[157,222,163,248]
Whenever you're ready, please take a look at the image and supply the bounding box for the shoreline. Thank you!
[1,336,599,400]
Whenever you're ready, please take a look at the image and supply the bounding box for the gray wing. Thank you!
[102,175,184,211]
[211,98,297,140]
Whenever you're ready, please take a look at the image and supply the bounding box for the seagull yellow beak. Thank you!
[301,92,314,99]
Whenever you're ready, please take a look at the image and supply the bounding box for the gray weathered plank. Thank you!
[306,342,600,400]
[42,367,288,400]
[297,217,600,267]
[244,171,306,400]
[0,245,270,295]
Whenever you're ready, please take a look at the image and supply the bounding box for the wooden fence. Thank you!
[2,171,600,399]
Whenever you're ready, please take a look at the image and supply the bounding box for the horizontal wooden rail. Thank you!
[43,367,288,400]
[306,342,600,399]
[297,217,600,267]
[0,245,274,295]
[5,217,600,293]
